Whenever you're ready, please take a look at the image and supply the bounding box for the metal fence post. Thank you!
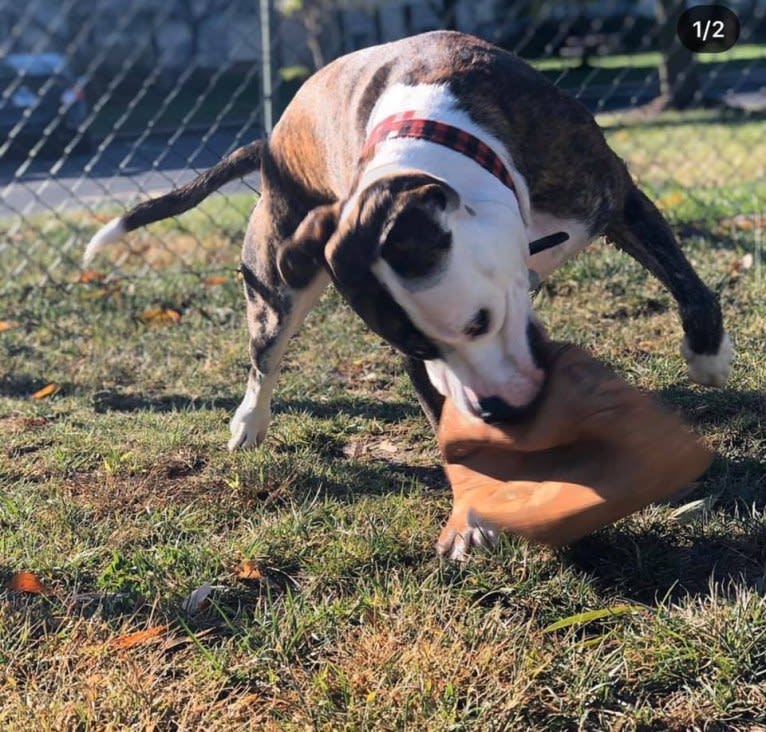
[260,0,275,135]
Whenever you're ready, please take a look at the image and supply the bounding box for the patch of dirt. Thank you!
[63,451,231,518]
[602,298,670,320]
[0,415,51,435]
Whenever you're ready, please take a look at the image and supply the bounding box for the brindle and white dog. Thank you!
[86,32,732,557]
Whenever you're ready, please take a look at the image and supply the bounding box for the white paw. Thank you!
[436,506,499,562]
[227,390,271,451]
[681,331,733,387]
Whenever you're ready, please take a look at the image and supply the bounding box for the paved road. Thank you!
[0,128,261,219]
[1,66,763,220]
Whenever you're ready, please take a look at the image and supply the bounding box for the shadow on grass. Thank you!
[0,374,72,399]
[656,386,766,430]
[92,390,423,423]
[91,390,240,414]
[561,385,765,602]
[657,386,766,506]
[563,522,766,605]
[243,454,445,505]
[274,396,423,422]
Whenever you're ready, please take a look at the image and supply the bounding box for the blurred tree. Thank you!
[279,0,337,69]
[426,0,459,31]
[279,0,390,69]
[654,0,700,109]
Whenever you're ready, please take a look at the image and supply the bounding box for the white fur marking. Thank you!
[228,383,273,450]
[527,212,593,281]
[83,217,126,264]
[228,272,331,450]
[359,83,532,224]
[681,331,733,387]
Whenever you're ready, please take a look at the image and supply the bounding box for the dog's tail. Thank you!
[84,139,265,264]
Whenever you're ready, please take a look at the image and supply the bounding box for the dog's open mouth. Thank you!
[427,320,553,424]
[427,360,547,424]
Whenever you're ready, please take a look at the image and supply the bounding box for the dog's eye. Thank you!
[464,308,490,338]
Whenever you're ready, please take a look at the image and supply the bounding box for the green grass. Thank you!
[1,111,765,729]
[530,43,766,71]
[600,109,766,221]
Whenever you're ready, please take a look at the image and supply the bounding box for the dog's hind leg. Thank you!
[229,198,330,450]
[605,185,732,387]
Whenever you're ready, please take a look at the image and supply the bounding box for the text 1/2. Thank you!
[677,5,740,53]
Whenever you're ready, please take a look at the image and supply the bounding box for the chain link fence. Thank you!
[1,0,765,296]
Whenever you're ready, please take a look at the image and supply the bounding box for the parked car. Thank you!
[0,52,91,157]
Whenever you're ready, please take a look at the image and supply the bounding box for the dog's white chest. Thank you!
[527,211,593,282]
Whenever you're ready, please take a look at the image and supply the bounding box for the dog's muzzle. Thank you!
[477,320,550,423]
[478,396,533,423]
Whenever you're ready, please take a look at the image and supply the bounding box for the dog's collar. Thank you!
[362,111,517,197]
[360,111,570,259]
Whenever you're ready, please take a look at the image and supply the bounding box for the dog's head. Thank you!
[278,171,549,421]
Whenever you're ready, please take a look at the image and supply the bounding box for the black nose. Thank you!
[478,396,526,423]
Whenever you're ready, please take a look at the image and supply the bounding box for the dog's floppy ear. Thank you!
[325,174,459,284]
[378,180,459,281]
[277,202,341,289]
[394,179,460,217]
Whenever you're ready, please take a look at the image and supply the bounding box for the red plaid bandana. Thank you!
[362,110,516,196]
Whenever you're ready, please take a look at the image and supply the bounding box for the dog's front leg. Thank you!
[229,201,330,450]
[606,185,733,387]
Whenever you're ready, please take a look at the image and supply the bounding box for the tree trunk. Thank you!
[429,0,459,32]
[443,0,459,31]
[402,4,415,36]
[655,0,701,109]
[304,6,325,70]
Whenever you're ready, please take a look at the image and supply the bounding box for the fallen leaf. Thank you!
[109,624,168,651]
[78,270,106,284]
[139,307,181,325]
[83,283,121,300]
[202,275,228,286]
[237,561,263,581]
[162,627,216,652]
[181,583,213,614]
[228,693,262,711]
[741,253,754,270]
[7,571,49,595]
[0,320,20,333]
[31,383,59,400]
[720,214,765,231]
[671,494,718,524]
[659,191,684,209]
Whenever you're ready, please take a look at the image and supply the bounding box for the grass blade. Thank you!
[543,604,645,633]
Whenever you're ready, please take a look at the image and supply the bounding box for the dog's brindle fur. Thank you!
[260,34,726,432]
[86,31,728,468]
